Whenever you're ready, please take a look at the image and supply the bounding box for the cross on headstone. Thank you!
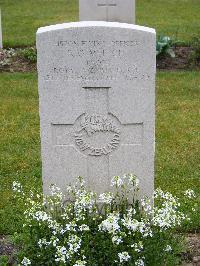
[52,87,143,190]
[97,0,117,20]
[79,0,135,24]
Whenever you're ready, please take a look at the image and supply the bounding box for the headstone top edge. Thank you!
[37,21,156,35]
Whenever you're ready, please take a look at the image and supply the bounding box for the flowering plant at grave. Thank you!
[13,175,188,266]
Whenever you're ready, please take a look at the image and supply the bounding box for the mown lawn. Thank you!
[0,0,200,47]
[0,72,199,234]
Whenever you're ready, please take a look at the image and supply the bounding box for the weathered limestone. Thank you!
[79,0,135,24]
[37,21,156,198]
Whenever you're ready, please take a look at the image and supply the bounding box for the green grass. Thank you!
[0,0,78,47]
[156,71,200,231]
[156,71,200,193]
[0,73,42,233]
[0,0,199,47]
[0,72,199,234]
[137,0,200,43]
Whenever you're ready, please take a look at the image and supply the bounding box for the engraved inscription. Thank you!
[42,39,152,82]
[55,40,139,59]
[56,40,139,47]
[74,114,121,156]
[44,65,150,82]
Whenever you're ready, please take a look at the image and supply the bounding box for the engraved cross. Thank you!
[97,0,117,20]
[52,87,143,190]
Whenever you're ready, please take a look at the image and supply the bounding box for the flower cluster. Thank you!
[12,181,23,193]
[13,175,188,265]
[0,48,16,66]
[184,189,196,199]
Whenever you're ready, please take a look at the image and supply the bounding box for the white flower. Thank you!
[33,211,50,222]
[50,184,63,201]
[55,246,68,263]
[127,174,140,187]
[74,190,95,219]
[118,252,131,263]
[99,212,120,233]
[111,176,123,187]
[21,257,31,265]
[131,241,143,252]
[99,192,113,204]
[79,224,90,231]
[112,235,123,245]
[126,207,136,216]
[135,258,145,266]
[152,203,185,229]
[60,246,67,254]
[60,222,77,234]
[38,238,50,248]
[66,185,73,193]
[122,216,140,232]
[68,235,82,254]
[12,181,23,193]
[184,189,196,199]
[51,237,59,247]
[73,260,87,266]
[151,189,186,229]
[141,198,152,214]
[50,184,61,193]
[165,245,172,252]
[138,222,153,237]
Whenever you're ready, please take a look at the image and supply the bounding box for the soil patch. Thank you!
[157,46,199,71]
[182,234,200,266]
[0,236,16,265]
[0,48,36,73]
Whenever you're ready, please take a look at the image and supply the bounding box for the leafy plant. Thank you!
[180,189,200,232]
[156,36,175,58]
[0,255,9,266]
[12,175,190,266]
[20,47,37,63]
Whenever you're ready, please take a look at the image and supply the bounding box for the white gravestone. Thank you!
[37,21,156,198]
[79,0,135,24]
[0,9,2,49]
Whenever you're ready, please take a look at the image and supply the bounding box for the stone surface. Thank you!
[79,0,135,24]
[0,9,3,49]
[37,21,156,197]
